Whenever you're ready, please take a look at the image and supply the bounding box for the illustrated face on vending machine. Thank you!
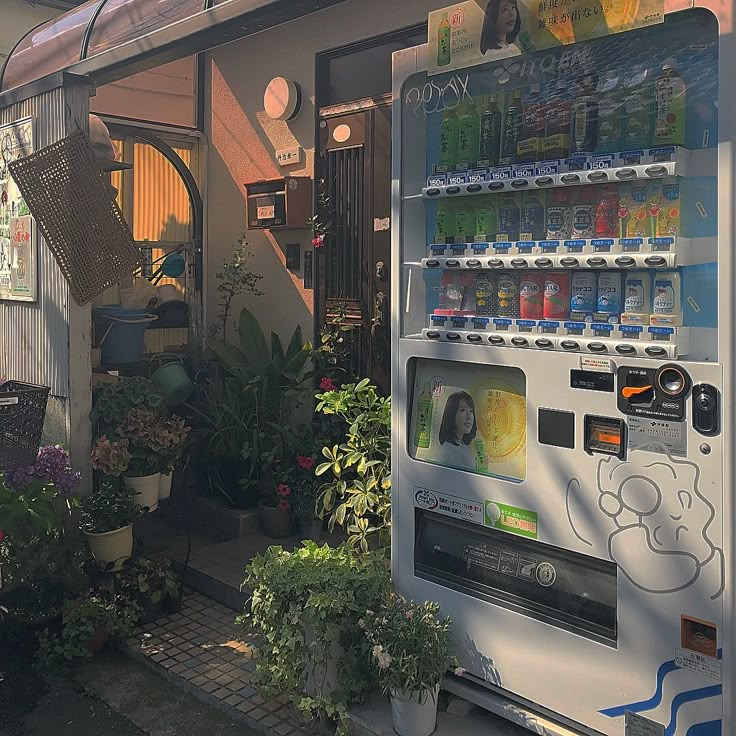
[394,5,728,736]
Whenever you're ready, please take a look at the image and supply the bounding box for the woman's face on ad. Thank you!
[454,399,474,438]
[497,0,518,34]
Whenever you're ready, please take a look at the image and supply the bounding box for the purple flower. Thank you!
[3,445,80,496]
[4,465,34,492]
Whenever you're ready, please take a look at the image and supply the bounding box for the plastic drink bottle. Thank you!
[414,385,434,448]
[572,75,599,155]
[546,188,573,239]
[622,64,652,151]
[596,271,623,318]
[520,191,546,241]
[497,192,520,241]
[478,94,503,167]
[571,187,597,239]
[439,108,460,171]
[624,271,652,316]
[437,13,451,67]
[518,84,545,163]
[597,71,624,154]
[653,271,682,318]
[654,58,686,147]
[543,81,572,160]
[595,185,620,238]
[570,272,597,316]
[454,200,475,243]
[520,272,545,319]
[544,272,571,320]
[435,201,457,244]
[458,98,481,169]
[501,89,523,165]
[475,197,498,242]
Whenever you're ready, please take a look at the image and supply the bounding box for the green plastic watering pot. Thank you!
[151,354,194,405]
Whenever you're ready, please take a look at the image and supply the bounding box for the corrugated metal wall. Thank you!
[0,86,88,397]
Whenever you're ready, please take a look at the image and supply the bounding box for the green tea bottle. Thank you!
[455,200,475,243]
[501,89,523,165]
[435,200,457,244]
[622,64,652,151]
[654,58,686,147]
[478,93,503,167]
[458,98,481,170]
[414,385,434,449]
[597,70,624,154]
[473,437,488,472]
[475,197,498,242]
[437,12,451,67]
[439,107,460,171]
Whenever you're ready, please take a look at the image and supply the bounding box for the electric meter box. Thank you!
[244,176,311,230]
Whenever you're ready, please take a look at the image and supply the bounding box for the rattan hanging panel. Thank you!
[8,130,141,306]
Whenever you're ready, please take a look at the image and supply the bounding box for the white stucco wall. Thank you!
[204,0,445,345]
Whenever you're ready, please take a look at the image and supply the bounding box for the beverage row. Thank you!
[436,270,681,324]
[435,60,687,171]
[433,181,681,244]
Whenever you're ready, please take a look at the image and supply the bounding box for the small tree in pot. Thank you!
[362,595,454,736]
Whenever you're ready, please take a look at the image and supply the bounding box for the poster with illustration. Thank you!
[428,0,664,75]
[410,359,526,482]
[0,118,35,302]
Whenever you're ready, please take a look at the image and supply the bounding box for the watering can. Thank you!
[151,353,194,405]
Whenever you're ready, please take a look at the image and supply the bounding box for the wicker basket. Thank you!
[0,381,50,471]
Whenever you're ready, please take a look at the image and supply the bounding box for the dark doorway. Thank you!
[315,25,426,395]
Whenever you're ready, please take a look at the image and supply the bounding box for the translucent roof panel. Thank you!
[85,0,208,58]
[1,1,104,93]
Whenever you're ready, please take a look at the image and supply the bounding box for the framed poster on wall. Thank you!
[0,117,36,302]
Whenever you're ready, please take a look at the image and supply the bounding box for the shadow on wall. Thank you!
[207,58,314,344]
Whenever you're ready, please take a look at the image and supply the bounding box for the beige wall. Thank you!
[0,0,59,65]
[204,0,444,345]
[91,57,196,128]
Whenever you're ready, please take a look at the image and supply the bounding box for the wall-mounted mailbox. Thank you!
[245,176,312,230]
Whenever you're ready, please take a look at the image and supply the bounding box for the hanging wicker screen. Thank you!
[8,130,141,306]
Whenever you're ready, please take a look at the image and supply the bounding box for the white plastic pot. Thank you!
[159,472,173,500]
[390,686,440,736]
[84,524,133,572]
[124,473,161,512]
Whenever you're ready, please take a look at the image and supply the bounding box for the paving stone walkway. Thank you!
[124,590,312,736]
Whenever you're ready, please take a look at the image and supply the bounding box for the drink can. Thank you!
[520,272,545,319]
[544,272,571,319]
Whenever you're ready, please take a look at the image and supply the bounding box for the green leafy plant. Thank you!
[207,306,313,497]
[91,377,166,438]
[241,542,390,730]
[38,594,139,664]
[0,447,85,621]
[315,379,391,552]
[211,233,264,340]
[115,557,180,622]
[78,483,142,534]
[361,594,454,699]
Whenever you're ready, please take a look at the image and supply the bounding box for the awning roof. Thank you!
[0,0,347,95]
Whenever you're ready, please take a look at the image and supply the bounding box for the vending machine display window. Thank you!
[415,511,618,645]
[409,358,526,482]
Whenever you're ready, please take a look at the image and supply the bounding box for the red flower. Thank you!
[0,529,4,543]
[277,484,292,498]
[319,377,336,391]
[297,456,315,471]
[278,499,290,511]
[312,234,325,248]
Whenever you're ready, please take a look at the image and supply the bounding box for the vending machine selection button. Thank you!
[446,332,462,341]
[534,258,554,268]
[489,335,506,345]
[510,258,528,268]
[535,338,554,349]
[561,340,580,351]
[645,346,667,357]
[466,184,483,193]
[445,259,461,268]
[534,176,555,186]
[587,342,608,353]
[615,168,637,180]
[560,257,580,268]
[488,259,505,268]
[586,257,608,268]
[466,259,482,269]
[560,174,581,184]
[511,337,529,347]
[645,164,668,177]
[615,344,637,355]
[467,334,483,343]
[614,256,637,268]
[488,181,506,191]
[644,255,668,267]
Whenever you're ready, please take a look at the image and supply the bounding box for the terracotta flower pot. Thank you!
[84,524,133,572]
[257,501,293,538]
[124,473,161,511]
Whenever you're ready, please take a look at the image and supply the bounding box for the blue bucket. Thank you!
[94,306,158,365]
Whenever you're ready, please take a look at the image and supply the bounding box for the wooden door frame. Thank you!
[312,22,426,378]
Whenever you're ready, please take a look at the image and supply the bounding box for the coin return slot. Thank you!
[584,415,626,459]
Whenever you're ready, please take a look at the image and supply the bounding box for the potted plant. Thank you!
[38,593,140,664]
[257,481,294,538]
[0,446,85,647]
[115,557,181,623]
[154,414,190,500]
[362,595,454,736]
[242,542,390,728]
[291,455,322,540]
[79,482,141,572]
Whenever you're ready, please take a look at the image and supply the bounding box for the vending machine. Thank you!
[391,3,732,735]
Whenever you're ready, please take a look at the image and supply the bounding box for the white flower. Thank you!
[366,610,375,616]
[405,610,415,620]
[377,652,392,670]
[372,645,384,658]
[358,619,366,629]
[454,667,466,677]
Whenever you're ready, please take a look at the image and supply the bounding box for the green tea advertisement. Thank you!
[428,0,664,75]
[409,359,527,482]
